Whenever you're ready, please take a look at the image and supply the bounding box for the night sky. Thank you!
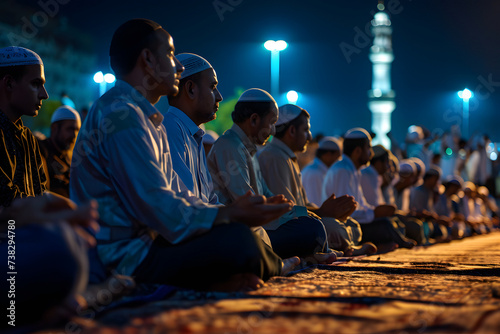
[13,0,500,142]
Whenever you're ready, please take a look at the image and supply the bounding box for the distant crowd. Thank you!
[1,18,498,330]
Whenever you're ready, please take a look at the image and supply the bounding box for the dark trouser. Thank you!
[360,217,413,246]
[266,216,329,259]
[1,223,87,327]
[395,214,427,245]
[133,223,282,289]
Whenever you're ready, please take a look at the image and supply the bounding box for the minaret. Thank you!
[368,1,395,149]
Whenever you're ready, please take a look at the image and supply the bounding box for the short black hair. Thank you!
[274,110,310,139]
[231,101,276,124]
[110,19,165,77]
[343,138,369,157]
[370,151,389,165]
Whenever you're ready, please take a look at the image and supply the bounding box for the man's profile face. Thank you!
[292,116,312,153]
[153,31,184,96]
[359,141,373,166]
[192,68,223,125]
[10,64,49,119]
[255,105,278,146]
[53,119,80,151]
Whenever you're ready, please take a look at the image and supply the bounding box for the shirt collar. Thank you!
[230,123,257,156]
[114,80,164,127]
[167,106,205,138]
[269,137,297,160]
[314,157,328,171]
[0,109,24,134]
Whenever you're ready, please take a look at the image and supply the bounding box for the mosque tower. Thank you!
[368,1,395,149]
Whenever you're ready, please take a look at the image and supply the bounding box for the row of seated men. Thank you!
[1,18,498,329]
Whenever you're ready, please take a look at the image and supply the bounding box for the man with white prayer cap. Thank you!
[38,105,81,197]
[0,46,49,207]
[165,53,222,205]
[208,89,338,264]
[258,107,376,256]
[323,127,417,249]
[302,136,342,207]
[0,47,95,327]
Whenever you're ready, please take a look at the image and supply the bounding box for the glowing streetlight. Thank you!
[94,71,116,96]
[457,88,473,139]
[264,40,288,98]
[286,90,299,104]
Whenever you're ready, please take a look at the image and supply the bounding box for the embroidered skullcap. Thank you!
[0,46,43,67]
[237,88,276,103]
[399,159,416,177]
[202,130,219,145]
[176,53,213,80]
[445,174,464,188]
[276,104,305,126]
[344,127,372,140]
[318,136,341,151]
[51,106,81,127]
[372,144,388,159]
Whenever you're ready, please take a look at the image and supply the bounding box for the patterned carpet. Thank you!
[35,232,500,334]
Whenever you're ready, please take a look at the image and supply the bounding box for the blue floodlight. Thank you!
[93,71,104,83]
[287,90,299,104]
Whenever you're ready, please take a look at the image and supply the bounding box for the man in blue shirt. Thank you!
[164,53,221,205]
[70,19,293,291]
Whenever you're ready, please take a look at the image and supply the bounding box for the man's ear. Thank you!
[185,80,196,99]
[288,124,296,137]
[2,75,15,91]
[250,113,259,126]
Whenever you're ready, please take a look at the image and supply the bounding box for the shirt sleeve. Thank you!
[208,139,255,203]
[102,106,218,244]
[302,168,323,207]
[258,151,297,204]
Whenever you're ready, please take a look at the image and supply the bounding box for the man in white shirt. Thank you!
[323,128,416,249]
[302,136,342,207]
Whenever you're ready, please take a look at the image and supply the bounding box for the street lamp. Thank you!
[286,90,299,104]
[264,40,287,98]
[94,71,116,96]
[457,88,473,139]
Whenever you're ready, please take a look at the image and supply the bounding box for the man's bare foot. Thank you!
[376,242,399,254]
[208,273,264,292]
[281,256,301,276]
[307,251,337,265]
[346,242,378,256]
[398,239,417,249]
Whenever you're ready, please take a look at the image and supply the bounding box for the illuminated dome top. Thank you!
[373,11,391,26]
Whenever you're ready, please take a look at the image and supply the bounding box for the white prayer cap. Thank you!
[202,130,219,145]
[51,105,81,127]
[276,104,305,126]
[0,46,43,67]
[406,125,424,143]
[237,88,276,103]
[445,174,464,188]
[344,127,372,140]
[399,159,416,176]
[176,53,213,80]
[464,181,476,192]
[318,136,341,151]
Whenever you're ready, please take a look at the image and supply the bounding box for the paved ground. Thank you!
[37,232,500,334]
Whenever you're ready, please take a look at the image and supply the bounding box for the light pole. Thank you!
[264,40,287,98]
[94,71,116,96]
[458,88,473,139]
